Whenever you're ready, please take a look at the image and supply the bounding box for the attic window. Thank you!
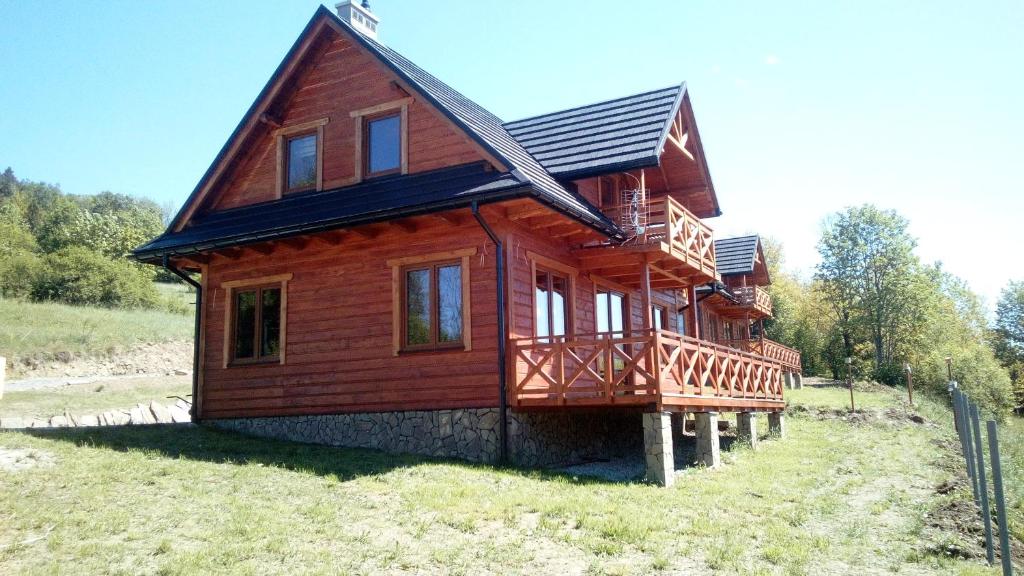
[365,114,402,177]
[274,118,328,198]
[286,133,317,192]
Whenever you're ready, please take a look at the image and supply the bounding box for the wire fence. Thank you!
[952,382,1014,575]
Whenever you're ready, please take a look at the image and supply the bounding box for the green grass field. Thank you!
[0,375,191,420]
[0,382,1004,575]
[0,296,193,365]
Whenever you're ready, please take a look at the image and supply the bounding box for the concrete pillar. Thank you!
[794,373,803,389]
[783,371,794,389]
[736,412,759,450]
[768,412,786,438]
[694,412,721,468]
[643,412,675,487]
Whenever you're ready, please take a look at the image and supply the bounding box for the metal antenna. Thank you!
[362,0,371,9]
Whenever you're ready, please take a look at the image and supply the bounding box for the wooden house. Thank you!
[134,3,800,485]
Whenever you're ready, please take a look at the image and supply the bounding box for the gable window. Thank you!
[351,98,410,182]
[388,248,474,354]
[222,273,292,367]
[365,114,402,176]
[275,118,328,198]
[286,133,317,192]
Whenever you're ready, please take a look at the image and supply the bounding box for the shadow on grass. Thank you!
[13,424,636,486]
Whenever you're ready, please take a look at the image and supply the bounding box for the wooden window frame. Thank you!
[352,98,411,183]
[275,119,328,198]
[651,303,668,331]
[594,284,629,337]
[528,251,577,341]
[221,274,292,368]
[591,274,632,336]
[387,248,474,356]
[363,112,403,179]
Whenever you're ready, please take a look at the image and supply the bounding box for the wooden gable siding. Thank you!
[208,31,484,212]
[199,218,498,419]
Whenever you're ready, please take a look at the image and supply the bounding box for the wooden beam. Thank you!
[432,212,462,226]
[319,230,346,245]
[349,225,381,239]
[249,243,274,256]
[388,220,418,234]
[640,258,653,330]
[281,236,310,251]
[219,248,244,260]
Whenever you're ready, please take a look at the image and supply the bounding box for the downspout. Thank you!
[163,254,202,423]
[471,201,508,464]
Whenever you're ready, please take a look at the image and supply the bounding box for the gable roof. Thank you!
[135,162,523,262]
[714,235,762,277]
[160,6,621,247]
[504,85,684,180]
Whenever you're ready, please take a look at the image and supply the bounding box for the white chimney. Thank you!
[336,1,380,40]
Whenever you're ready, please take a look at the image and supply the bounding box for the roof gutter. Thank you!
[162,254,202,423]
[471,201,509,465]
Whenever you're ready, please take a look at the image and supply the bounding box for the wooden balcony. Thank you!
[573,196,717,290]
[510,329,785,412]
[717,338,801,373]
[718,286,772,319]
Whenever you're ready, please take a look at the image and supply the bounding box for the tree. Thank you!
[0,167,17,200]
[815,205,923,378]
[993,281,1024,409]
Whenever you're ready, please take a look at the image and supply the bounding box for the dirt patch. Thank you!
[788,404,931,427]
[9,340,191,379]
[0,447,55,472]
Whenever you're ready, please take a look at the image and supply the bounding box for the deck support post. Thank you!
[643,411,675,487]
[768,412,786,438]
[694,412,721,468]
[784,372,794,389]
[736,412,759,450]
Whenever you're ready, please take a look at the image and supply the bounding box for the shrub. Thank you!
[0,249,43,298]
[30,247,160,309]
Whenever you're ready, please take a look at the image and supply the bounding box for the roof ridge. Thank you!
[504,85,681,126]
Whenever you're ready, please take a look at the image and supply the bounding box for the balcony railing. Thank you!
[645,196,716,277]
[510,329,785,410]
[731,286,773,317]
[716,338,801,373]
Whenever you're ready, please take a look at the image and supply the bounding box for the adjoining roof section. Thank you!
[134,163,525,263]
[714,235,769,283]
[163,6,622,243]
[504,85,683,180]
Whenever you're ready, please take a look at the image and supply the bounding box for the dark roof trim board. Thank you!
[134,163,529,263]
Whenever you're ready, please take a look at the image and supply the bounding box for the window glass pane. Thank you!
[261,288,281,357]
[676,312,686,336]
[368,115,401,174]
[287,134,317,190]
[551,275,567,337]
[438,264,462,343]
[595,292,609,334]
[652,306,664,330]
[535,271,549,340]
[610,293,624,335]
[406,268,431,346]
[234,290,257,359]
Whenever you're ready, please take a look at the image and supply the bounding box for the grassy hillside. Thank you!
[0,296,193,364]
[0,383,1003,575]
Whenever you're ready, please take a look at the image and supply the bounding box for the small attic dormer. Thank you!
[336,1,379,39]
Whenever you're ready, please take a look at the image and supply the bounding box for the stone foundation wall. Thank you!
[207,408,642,467]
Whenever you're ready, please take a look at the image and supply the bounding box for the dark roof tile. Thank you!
[714,235,760,276]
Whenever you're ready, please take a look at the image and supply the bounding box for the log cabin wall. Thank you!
[501,215,684,341]
[206,31,484,213]
[199,219,499,419]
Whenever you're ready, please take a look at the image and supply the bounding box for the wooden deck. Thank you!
[727,286,773,318]
[717,338,801,373]
[572,196,717,290]
[510,329,785,412]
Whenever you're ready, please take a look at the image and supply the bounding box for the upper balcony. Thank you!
[725,285,772,319]
[572,195,717,290]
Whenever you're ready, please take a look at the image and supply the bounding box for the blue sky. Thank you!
[1,1,1021,308]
